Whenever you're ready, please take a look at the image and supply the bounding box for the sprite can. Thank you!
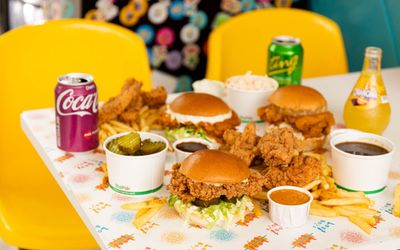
[267,36,303,87]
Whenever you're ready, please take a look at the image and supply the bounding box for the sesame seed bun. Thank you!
[179,150,250,184]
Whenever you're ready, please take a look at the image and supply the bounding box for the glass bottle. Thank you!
[343,47,391,134]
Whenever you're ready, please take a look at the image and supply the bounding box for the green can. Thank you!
[267,36,303,87]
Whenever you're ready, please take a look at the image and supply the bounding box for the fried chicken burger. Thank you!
[257,85,335,151]
[161,93,240,142]
[167,149,263,229]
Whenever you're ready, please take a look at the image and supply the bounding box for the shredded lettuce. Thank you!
[164,126,211,142]
[168,195,254,229]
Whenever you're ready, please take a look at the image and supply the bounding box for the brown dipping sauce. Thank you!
[176,142,208,153]
[270,189,310,205]
[335,142,389,156]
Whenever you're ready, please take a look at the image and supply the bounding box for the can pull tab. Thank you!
[66,77,88,84]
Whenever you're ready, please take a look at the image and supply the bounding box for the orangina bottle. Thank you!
[343,47,390,134]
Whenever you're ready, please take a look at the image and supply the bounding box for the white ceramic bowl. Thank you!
[172,137,215,163]
[226,75,278,122]
[267,186,313,228]
[193,79,225,99]
[103,132,168,196]
[330,131,395,194]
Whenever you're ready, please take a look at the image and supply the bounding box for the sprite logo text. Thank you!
[56,89,98,117]
[269,55,299,75]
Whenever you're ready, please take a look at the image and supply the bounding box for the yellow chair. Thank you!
[206,8,348,81]
[0,19,151,249]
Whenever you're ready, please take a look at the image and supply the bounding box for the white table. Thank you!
[21,68,400,250]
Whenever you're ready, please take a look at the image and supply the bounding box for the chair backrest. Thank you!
[206,8,348,81]
[0,19,151,188]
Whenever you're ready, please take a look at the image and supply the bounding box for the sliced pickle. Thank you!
[140,140,166,155]
[193,198,221,208]
[107,139,126,155]
[117,132,141,154]
[221,196,240,203]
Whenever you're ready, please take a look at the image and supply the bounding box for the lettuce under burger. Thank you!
[167,149,264,229]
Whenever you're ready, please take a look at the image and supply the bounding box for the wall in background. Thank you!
[309,0,400,71]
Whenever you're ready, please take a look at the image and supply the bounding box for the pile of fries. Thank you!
[121,198,166,229]
[99,106,164,144]
[394,183,400,218]
[252,153,380,235]
[303,153,379,235]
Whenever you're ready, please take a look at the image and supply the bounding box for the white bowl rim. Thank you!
[103,131,169,159]
[267,185,313,208]
[330,132,395,159]
[172,137,214,154]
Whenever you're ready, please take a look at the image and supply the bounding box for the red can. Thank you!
[55,73,99,152]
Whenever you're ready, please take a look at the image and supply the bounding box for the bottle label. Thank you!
[350,87,383,109]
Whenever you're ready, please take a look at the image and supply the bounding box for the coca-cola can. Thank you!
[55,73,99,152]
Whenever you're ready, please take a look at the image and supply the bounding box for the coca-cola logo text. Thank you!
[56,89,98,117]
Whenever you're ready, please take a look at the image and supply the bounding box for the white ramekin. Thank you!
[172,137,215,163]
[226,75,278,122]
[192,79,226,99]
[330,131,395,194]
[267,186,313,228]
[103,132,168,196]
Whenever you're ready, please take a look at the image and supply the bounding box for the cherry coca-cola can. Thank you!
[55,73,99,152]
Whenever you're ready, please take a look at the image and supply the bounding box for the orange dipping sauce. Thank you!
[270,189,310,205]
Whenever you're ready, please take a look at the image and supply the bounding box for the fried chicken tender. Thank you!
[141,86,167,108]
[258,105,335,138]
[222,123,259,166]
[99,78,141,124]
[257,127,297,167]
[262,153,321,189]
[99,78,168,125]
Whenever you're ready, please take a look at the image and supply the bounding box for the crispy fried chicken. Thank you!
[99,78,167,125]
[168,164,264,202]
[258,104,335,138]
[222,123,259,165]
[99,79,141,124]
[262,153,321,189]
[257,127,297,167]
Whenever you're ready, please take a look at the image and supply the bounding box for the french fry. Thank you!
[393,183,400,217]
[133,206,162,229]
[334,205,379,216]
[102,123,117,135]
[320,197,370,206]
[109,120,135,131]
[336,189,365,198]
[121,198,166,210]
[252,191,268,200]
[135,208,150,219]
[348,215,372,234]
[311,189,322,199]
[321,163,332,176]
[139,105,149,115]
[325,176,337,192]
[303,180,322,191]
[251,200,263,216]
[319,190,338,200]
[310,202,338,217]
[333,207,376,225]
[132,122,140,131]
[320,176,330,190]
